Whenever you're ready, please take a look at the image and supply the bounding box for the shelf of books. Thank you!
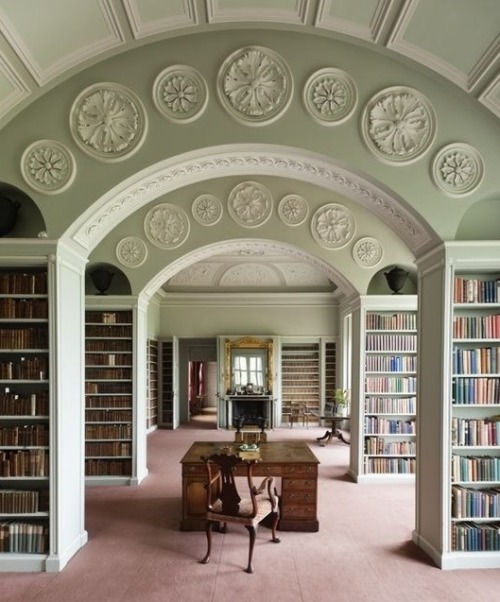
[450,273,500,558]
[158,338,178,428]
[85,309,134,485]
[0,268,51,564]
[146,339,158,431]
[358,296,417,483]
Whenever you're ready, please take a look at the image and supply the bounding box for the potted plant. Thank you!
[332,388,349,417]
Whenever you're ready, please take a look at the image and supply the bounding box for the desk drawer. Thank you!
[282,490,316,505]
[282,478,316,490]
[283,465,317,477]
[281,502,317,518]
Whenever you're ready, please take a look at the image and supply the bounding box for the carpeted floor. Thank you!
[2,410,500,601]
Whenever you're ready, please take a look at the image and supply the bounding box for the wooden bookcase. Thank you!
[84,309,134,484]
[146,339,158,431]
[0,268,51,560]
[158,338,178,428]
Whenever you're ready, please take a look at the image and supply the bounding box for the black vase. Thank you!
[90,268,114,295]
[384,266,409,295]
[0,197,21,237]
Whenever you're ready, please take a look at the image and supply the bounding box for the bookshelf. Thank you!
[352,296,417,483]
[0,268,50,560]
[84,309,134,484]
[146,339,158,431]
[158,338,178,428]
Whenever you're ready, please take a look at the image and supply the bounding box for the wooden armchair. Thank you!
[200,452,281,573]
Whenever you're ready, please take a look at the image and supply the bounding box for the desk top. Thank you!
[180,440,320,466]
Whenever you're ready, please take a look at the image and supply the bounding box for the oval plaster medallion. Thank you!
[21,139,76,194]
[228,181,273,228]
[217,46,293,126]
[278,194,309,226]
[70,82,147,161]
[361,86,436,164]
[153,65,208,123]
[192,194,223,225]
[311,203,355,249]
[116,236,148,268]
[144,203,190,249]
[431,143,484,196]
[352,237,383,267]
[303,67,357,125]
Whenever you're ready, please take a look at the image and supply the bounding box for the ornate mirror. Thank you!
[224,336,273,394]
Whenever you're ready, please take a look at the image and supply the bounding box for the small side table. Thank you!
[316,415,350,446]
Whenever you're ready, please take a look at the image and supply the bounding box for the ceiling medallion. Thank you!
[144,203,190,249]
[153,65,208,123]
[227,181,273,228]
[192,194,223,225]
[431,143,484,196]
[361,86,436,164]
[217,46,293,126]
[278,194,309,226]
[116,236,148,268]
[311,203,355,249]
[303,68,357,125]
[352,237,383,268]
[70,83,147,161]
[21,139,76,194]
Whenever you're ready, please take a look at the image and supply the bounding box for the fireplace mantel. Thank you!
[225,394,274,429]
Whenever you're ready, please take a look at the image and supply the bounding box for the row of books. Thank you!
[364,437,416,455]
[85,325,132,338]
[452,485,500,518]
[0,391,49,416]
[85,459,132,476]
[453,314,500,340]
[85,395,132,408]
[0,450,49,477]
[85,311,132,324]
[365,376,417,393]
[85,340,132,352]
[85,353,132,366]
[451,454,500,482]
[85,382,131,394]
[85,441,131,456]
[0,489,49,513]
[364,417,415,434]
[451,521,500,551]
[0,521,49,553]
[85,368,132,380]
[452,377,500,404]
[365,312,416,331]
[365,355,416,372]
[365,334,417,352]
[365,396,416,414]
[85,424,132,439]
[0,425,49,446]
[364,457,416,474]
[451,417,500,447]
[0,298,48,319]
[0,327,48,349]
[454,277,500,304]
[0,357,48,380]
[0,272,47,295]
[452,347,499,375]
[85,409,132,422]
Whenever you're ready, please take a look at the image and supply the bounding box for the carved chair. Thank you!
[200,452,280,573]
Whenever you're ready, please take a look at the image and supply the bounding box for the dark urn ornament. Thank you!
[90,267,115,295]
[384,266,409,295]
[0,197,21,237]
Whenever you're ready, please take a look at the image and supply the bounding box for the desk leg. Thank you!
[316,430,334,446]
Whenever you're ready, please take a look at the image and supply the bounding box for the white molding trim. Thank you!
[206,0,309,25]
[157,290,340,307]
[122,0,198,39]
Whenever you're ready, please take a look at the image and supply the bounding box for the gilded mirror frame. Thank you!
[224,336,273,394]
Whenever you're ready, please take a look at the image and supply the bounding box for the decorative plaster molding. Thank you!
[69,82,147,161]
[361,86,436,164]
[206,0,309,25]
[122,0,198,38]
[152,65,208,123]
[144,203,190,250]
[21,139,76,194]
[431,143,484,197]
[227,181,273,228]
[116,236,148,268]
[311,203,355,249]
[219,263,283,287]
[352,237,383,268]
[217,46,293,126]
[67,145,436,254]
[303,67,357,125]
[192,194,223,225]
[278,194,309,226]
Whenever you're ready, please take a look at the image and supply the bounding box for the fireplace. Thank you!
[226,395,273,429]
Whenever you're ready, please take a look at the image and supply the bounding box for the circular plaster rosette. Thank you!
[352,237,383,268]
[311,203,355,249]
[144,203,190,250]
[303,68,357,125]
[278,194,309,226]
[361,86,436,164]
[228,181,273,228]
[217,46,293,126]
[70,82,147,161]
[21,139,76,194]
[153,65,208,123]
[116,236,148,268]
[431,143,484,196]
[192,194,223,226]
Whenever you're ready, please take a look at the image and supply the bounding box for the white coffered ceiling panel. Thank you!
[123,0,199,38]
[206,0,309,25]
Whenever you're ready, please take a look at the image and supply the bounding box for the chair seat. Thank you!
[207,494,273,526]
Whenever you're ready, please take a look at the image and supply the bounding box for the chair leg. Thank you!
[201,520,213,565]
[244,525,257,573]
[270,511,281,544]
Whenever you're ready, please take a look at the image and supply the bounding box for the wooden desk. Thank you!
[180,441,320,532]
